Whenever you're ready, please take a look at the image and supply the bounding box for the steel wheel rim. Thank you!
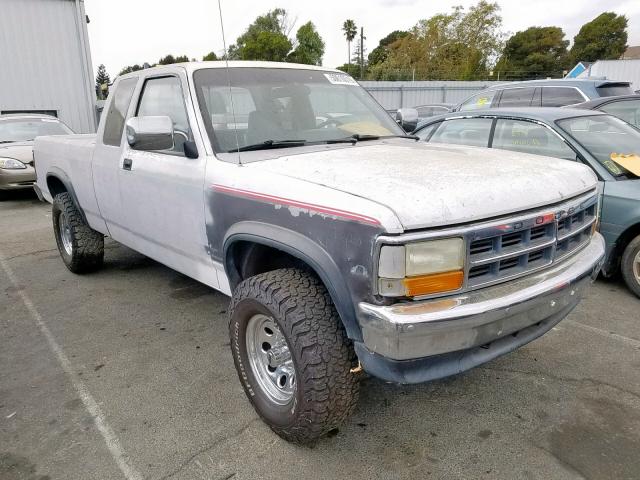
[634,251,640,284]
[246,314,295,405]
[59,213,73,256]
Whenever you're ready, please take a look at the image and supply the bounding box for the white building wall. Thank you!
[0,0,96,133]
[577,59,640,91]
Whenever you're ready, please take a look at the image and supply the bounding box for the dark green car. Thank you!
[413,108,640,297]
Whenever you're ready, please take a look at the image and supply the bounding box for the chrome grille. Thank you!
[466,195,597,289]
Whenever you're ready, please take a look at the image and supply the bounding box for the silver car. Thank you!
[0,114,73,191]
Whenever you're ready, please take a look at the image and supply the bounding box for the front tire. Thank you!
[52,192,104,273]
[229,268,360,444]
[621,235,640,298]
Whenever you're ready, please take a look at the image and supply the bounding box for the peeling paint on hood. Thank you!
[247,141,598,230]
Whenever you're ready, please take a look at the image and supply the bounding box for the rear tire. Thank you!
[52,192,104,273]
[621,235,640,298]
[229,268,360,444]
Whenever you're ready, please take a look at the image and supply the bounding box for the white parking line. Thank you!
[0,256,143,480]
[566,319,640,349]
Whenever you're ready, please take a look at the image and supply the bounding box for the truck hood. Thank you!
[248,141,597,230]
[0,142,34,165]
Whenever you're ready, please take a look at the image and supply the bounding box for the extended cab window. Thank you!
[458,91,497,111]
[541,87,584,107]
[136,76,193,156]
[497,88,536,107]
[492,119,576,160]
[102,78,137,146]
[428,118,493,147]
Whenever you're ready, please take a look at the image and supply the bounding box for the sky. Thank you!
[83,0,640,77]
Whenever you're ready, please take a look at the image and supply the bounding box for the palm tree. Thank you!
[342,19,357,68]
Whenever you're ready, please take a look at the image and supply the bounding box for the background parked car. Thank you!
[0,114,73,192]
[454,79,634,112]
[574,94,640,128]
[412,107,640,297]
[414,103,454,120]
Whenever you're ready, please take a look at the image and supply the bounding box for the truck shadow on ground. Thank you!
[96,241,640,480]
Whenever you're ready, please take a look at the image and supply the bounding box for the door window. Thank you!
[458,91,497,111]
[428,118,493,147]
[136,76,193,156]
[103,78,137,146]
[541,87,584,107]
[415,122,441,141]
[497,88,536,107]
[492,119,576,160]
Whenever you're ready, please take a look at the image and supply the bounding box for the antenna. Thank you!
[217,0,242,165]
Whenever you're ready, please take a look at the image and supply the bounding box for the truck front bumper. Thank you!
[355,233,605,384]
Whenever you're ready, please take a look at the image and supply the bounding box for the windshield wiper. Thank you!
[382,134,420,140]
[230,139,306,153]
[0,140,16,144]
[324,134,379,144]
[325,133,419,145]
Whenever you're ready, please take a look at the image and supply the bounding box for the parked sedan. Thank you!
[0,114,73,191]
[412,107,640,297]
[574,95,640,128]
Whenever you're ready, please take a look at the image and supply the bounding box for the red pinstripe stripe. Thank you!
[211,184,381,226]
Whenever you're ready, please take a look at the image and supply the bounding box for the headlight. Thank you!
[378,238,465,297]
[0,157,27,169]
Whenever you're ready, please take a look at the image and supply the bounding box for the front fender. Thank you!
[223,221,361,341]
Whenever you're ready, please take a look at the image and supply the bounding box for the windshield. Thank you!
[557,114,640,178]
[0,118,72,143]
[193,67,404,153]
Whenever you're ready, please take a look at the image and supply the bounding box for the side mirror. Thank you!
[396,108,419,133]
[126,116,174,151]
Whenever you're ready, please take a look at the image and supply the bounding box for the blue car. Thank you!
[411,107,640,297]
[454,79,633,112]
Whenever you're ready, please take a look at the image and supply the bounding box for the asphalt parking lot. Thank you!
[1,190,639,480]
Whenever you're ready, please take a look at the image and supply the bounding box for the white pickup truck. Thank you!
[34,61,605,444]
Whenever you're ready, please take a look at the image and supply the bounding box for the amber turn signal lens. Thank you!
[402,270,464,297]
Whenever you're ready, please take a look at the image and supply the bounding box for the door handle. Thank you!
[123,158,133,171]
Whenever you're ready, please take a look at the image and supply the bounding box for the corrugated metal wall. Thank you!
[0,0,96,133]
[360,81,508,109]
[577,59,640,91]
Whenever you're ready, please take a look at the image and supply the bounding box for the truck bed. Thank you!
[34,134,105,232]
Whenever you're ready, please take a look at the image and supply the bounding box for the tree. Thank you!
[202,51,218,61]
[95,64,110,100]
[158,54,176,65]
[231,8,294,61]
[570,12,628,62]
[157,54,190,65]
[368,30,409,66]
[118,64,145,75]
[335,63,360,77]
[368,1,504,81]
[342,19,357,67]
[287,22,325,65]
[496,26,569,80]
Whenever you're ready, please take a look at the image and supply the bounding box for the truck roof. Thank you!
[117,61,343,80]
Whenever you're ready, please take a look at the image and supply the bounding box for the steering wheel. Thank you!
[316,116,344,129]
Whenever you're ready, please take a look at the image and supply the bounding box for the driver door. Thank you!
[117,72,216,287]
